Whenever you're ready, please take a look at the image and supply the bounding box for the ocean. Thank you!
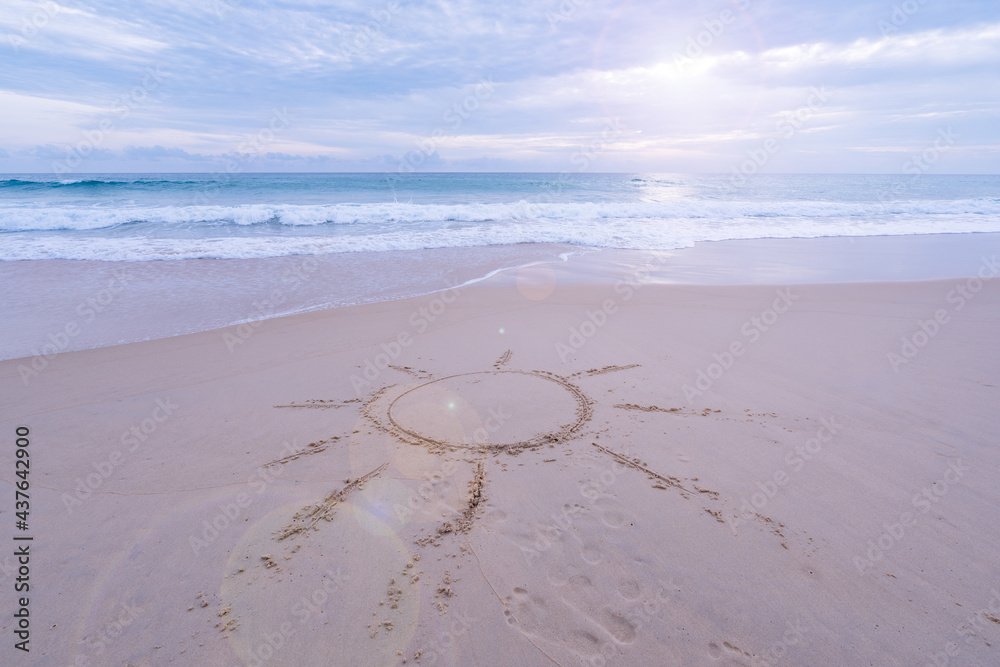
[2,172,999,261]
[2,172,1000,361]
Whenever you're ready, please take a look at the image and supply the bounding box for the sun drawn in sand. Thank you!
[216,351,799,665]
[270,354,729,541]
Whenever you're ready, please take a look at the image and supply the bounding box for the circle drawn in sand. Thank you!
[384,370,591,452]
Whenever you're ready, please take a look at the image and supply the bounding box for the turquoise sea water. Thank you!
[1,173,999,261]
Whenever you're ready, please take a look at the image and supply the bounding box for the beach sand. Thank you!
[2,245,1000,665]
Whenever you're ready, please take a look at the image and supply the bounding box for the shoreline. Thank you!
[3,231,1000,362]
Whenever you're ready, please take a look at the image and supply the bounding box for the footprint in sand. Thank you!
[593,496,632,529]
[504,586,611,662]
[707,640,756,665]
[616,579,643,601]
[600,508,628,528]
[504,504,649,653]
[579,542,603,565]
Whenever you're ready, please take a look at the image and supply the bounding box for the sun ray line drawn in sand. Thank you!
[273,398,362,409]
[388,364,434,379]
[417,461,487,547]
[261,435,343,468]
[613,403,683,413]
[572,363,640,377]
[613,403,723,417]
[277,462,389,540]
[589,442,724,521]
[493,349,512,368]
[589,441,700,495]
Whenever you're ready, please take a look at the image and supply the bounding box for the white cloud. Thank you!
[751,21,1000,70]
[1,0,168,60]
[0,3,998,172]
[0,90,107,143]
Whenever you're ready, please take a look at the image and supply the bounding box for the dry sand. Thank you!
[2,249,1000,666]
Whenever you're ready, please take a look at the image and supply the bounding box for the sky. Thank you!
[1,0,998,174]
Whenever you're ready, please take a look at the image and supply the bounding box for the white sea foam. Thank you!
[1,198,999,230]
[3,208,1000,261]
